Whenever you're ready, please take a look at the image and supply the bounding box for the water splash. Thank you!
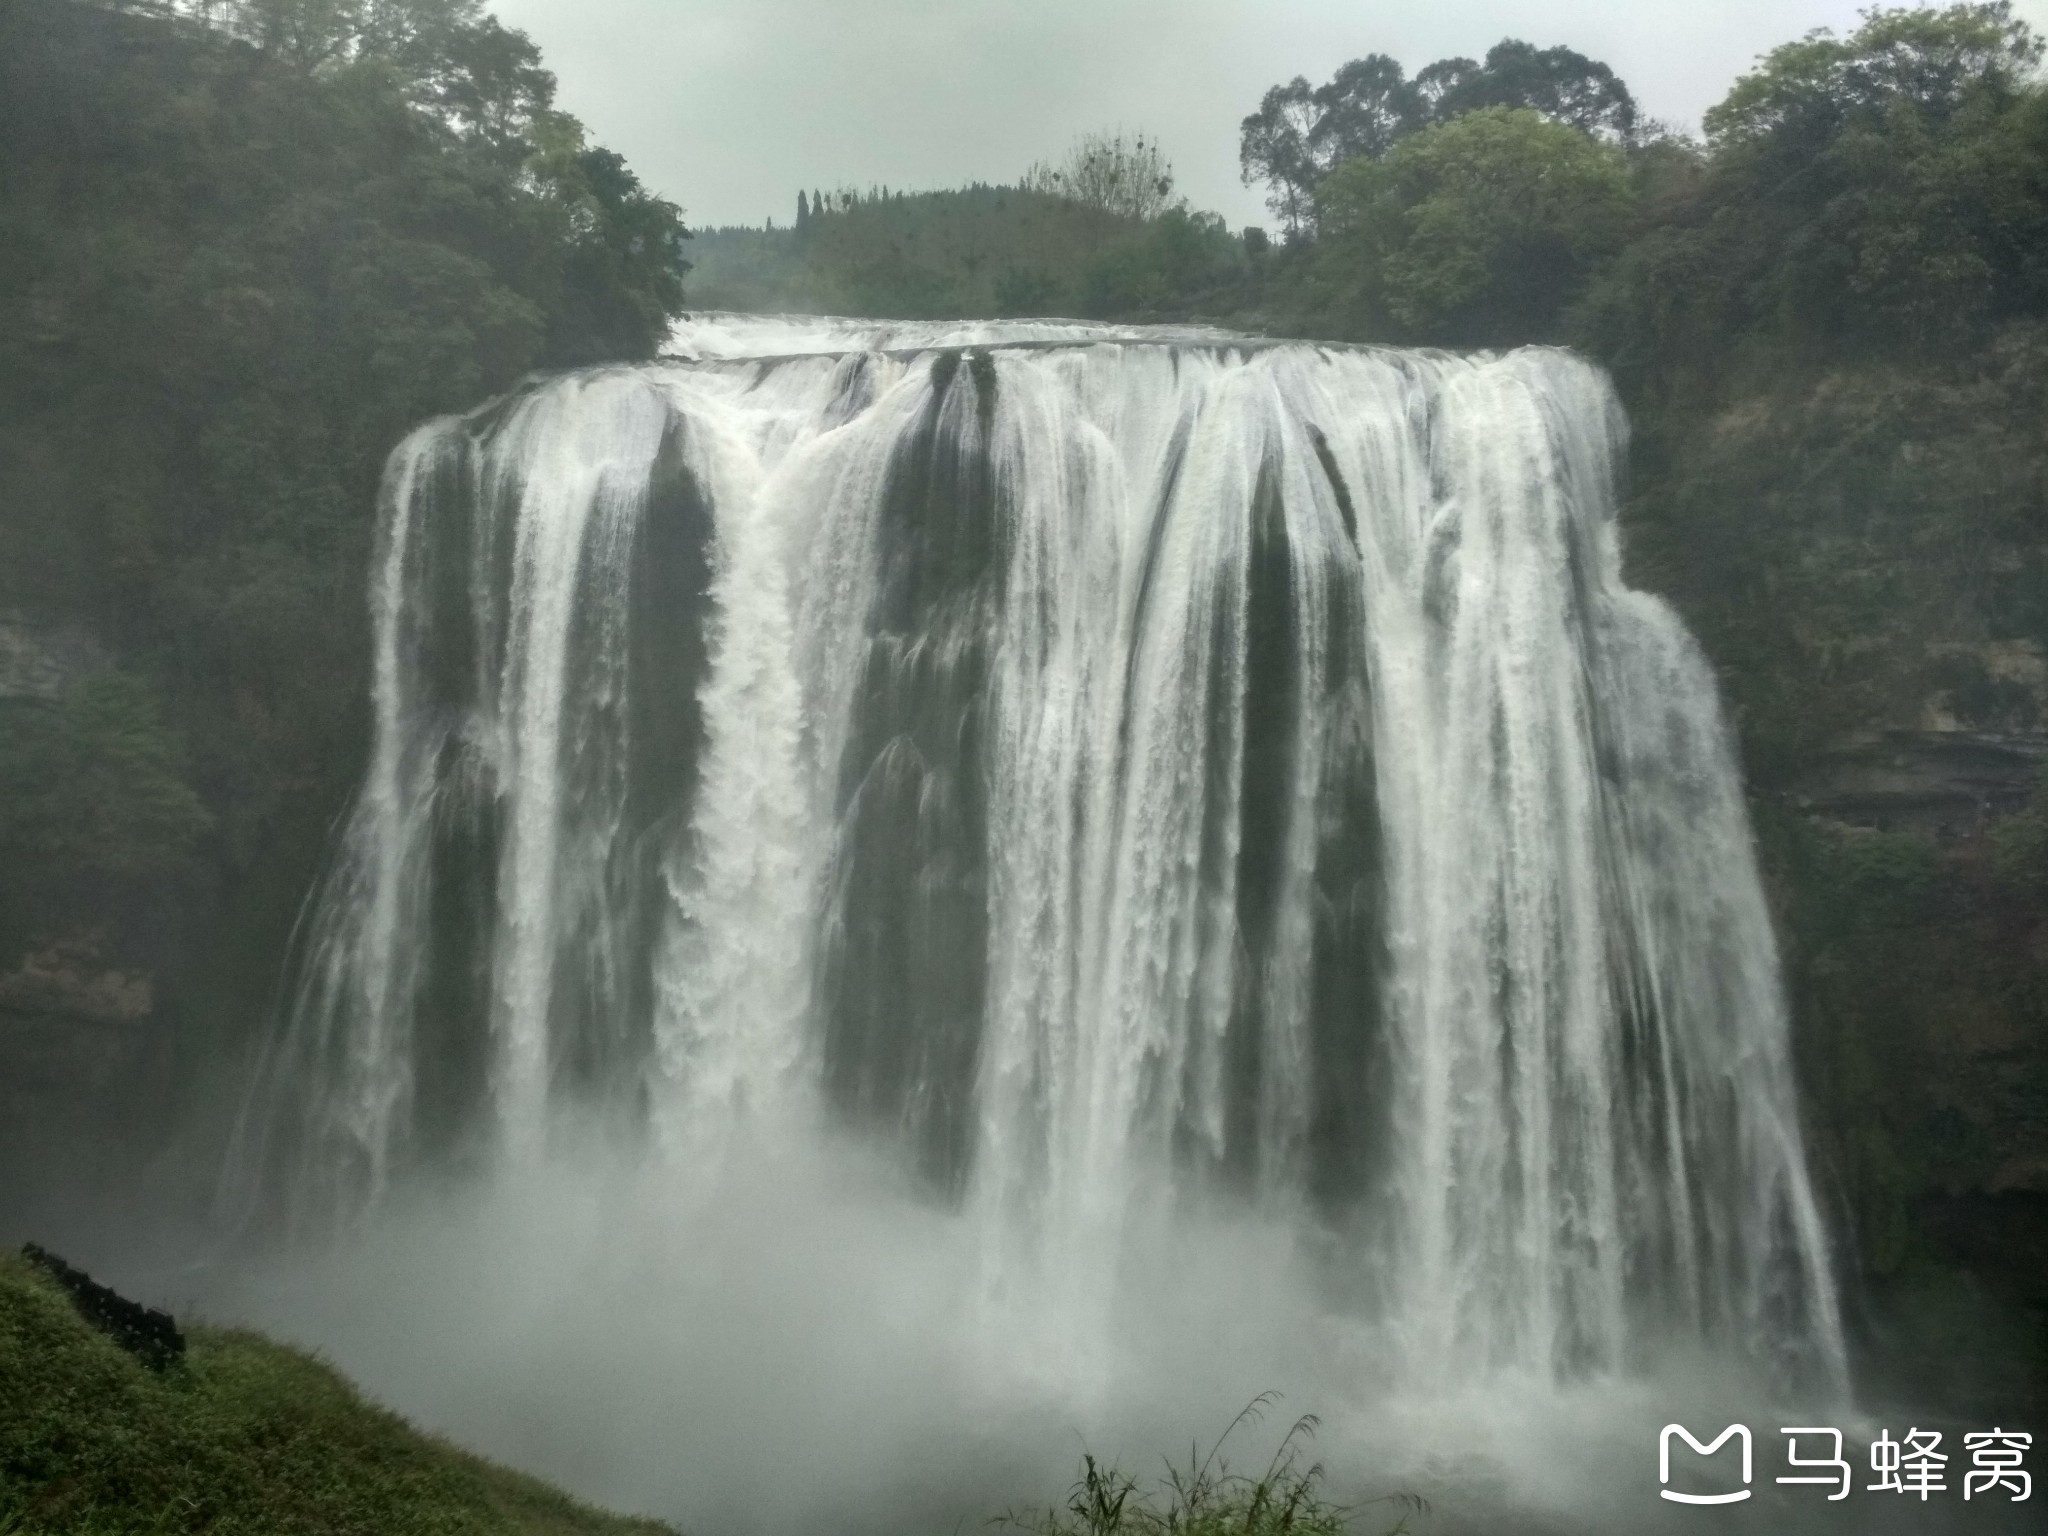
[226,318,1846,1396]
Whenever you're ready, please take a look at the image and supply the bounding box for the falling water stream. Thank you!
[217,317,1870,1534]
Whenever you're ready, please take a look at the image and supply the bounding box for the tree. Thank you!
[153,0,560,151]
[359,0,559,152]
[141,0,689,358]
[1240,40,1638,234]
[1310,55,1423,169]
[1430,39,1639,142]
[1023,129,1177,221]
[1315,106,1637,344]
[534,139,693,364]
[1599,2,2048,356]
[1078,207,1244,317]
[1413,57,1479,119]
[1239,63,1422,236]
[1705,1,2041,146]
[1239,78,1322,235]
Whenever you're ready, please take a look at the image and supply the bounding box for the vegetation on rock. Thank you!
[0,0,691,1218]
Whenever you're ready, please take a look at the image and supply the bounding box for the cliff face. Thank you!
[0,597,207,1245]
[1763,751,2048,1414]
[0,944,171,1252]
[1774,705,2048,1215]
[0,611,105,703]
[1788,725,2047,831]
[1624,336,2048,1413]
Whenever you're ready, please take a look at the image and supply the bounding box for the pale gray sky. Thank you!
[492,0,2048,231]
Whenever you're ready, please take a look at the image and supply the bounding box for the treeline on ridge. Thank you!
[688,128,1243,321]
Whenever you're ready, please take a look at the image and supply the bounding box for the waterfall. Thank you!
[225,315,1847,1395]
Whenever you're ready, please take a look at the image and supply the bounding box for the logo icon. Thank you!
[1660,1424,1753,1505]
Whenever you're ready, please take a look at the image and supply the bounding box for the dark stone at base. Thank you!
[21,1242,184,1371]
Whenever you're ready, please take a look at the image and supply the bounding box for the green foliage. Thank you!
[1819,826,1942,934]
[689,184,1252,323]
[1312,108,1636,344]
[1421,40,1637,142]
[1584,3,2048,383]
[998,1400,1421,1536]
[0,0,688,1077]
[535,138,692,364]
[1022,129,1177,221]
[1758,792,2048,1393]
[1704,2,2041,147]
[1235,6,2047,356]
[0,1251,677,1534]
[0,676,210,880]
[1760,812,1949,1272]
[1078,208,1248,320]
[1991,769,2048,897]
[1613,332,2048,772]
[1239,39,1637,234]
[1567,5,2048,773]
[682,224,820,314]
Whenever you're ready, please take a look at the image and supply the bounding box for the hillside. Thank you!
[0,1250,677,1535]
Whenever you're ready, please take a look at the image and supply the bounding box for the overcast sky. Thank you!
[493,0,2048,231]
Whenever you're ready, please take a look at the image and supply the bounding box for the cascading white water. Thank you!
[226,315,1847,1399]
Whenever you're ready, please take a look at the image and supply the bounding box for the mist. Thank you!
[200,1115,1897,1536]
[187,321,1919,1536]
[190,1101,2023,1535]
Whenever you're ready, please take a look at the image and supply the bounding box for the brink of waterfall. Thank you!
[222,315,1847,1397]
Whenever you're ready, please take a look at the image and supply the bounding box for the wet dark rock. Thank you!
[1780,728,2048,836]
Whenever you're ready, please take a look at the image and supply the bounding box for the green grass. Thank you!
[997,1397,1423,1536]
[0,1252,677,1535]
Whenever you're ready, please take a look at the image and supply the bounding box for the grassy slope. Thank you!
[0,1254,676,1536]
